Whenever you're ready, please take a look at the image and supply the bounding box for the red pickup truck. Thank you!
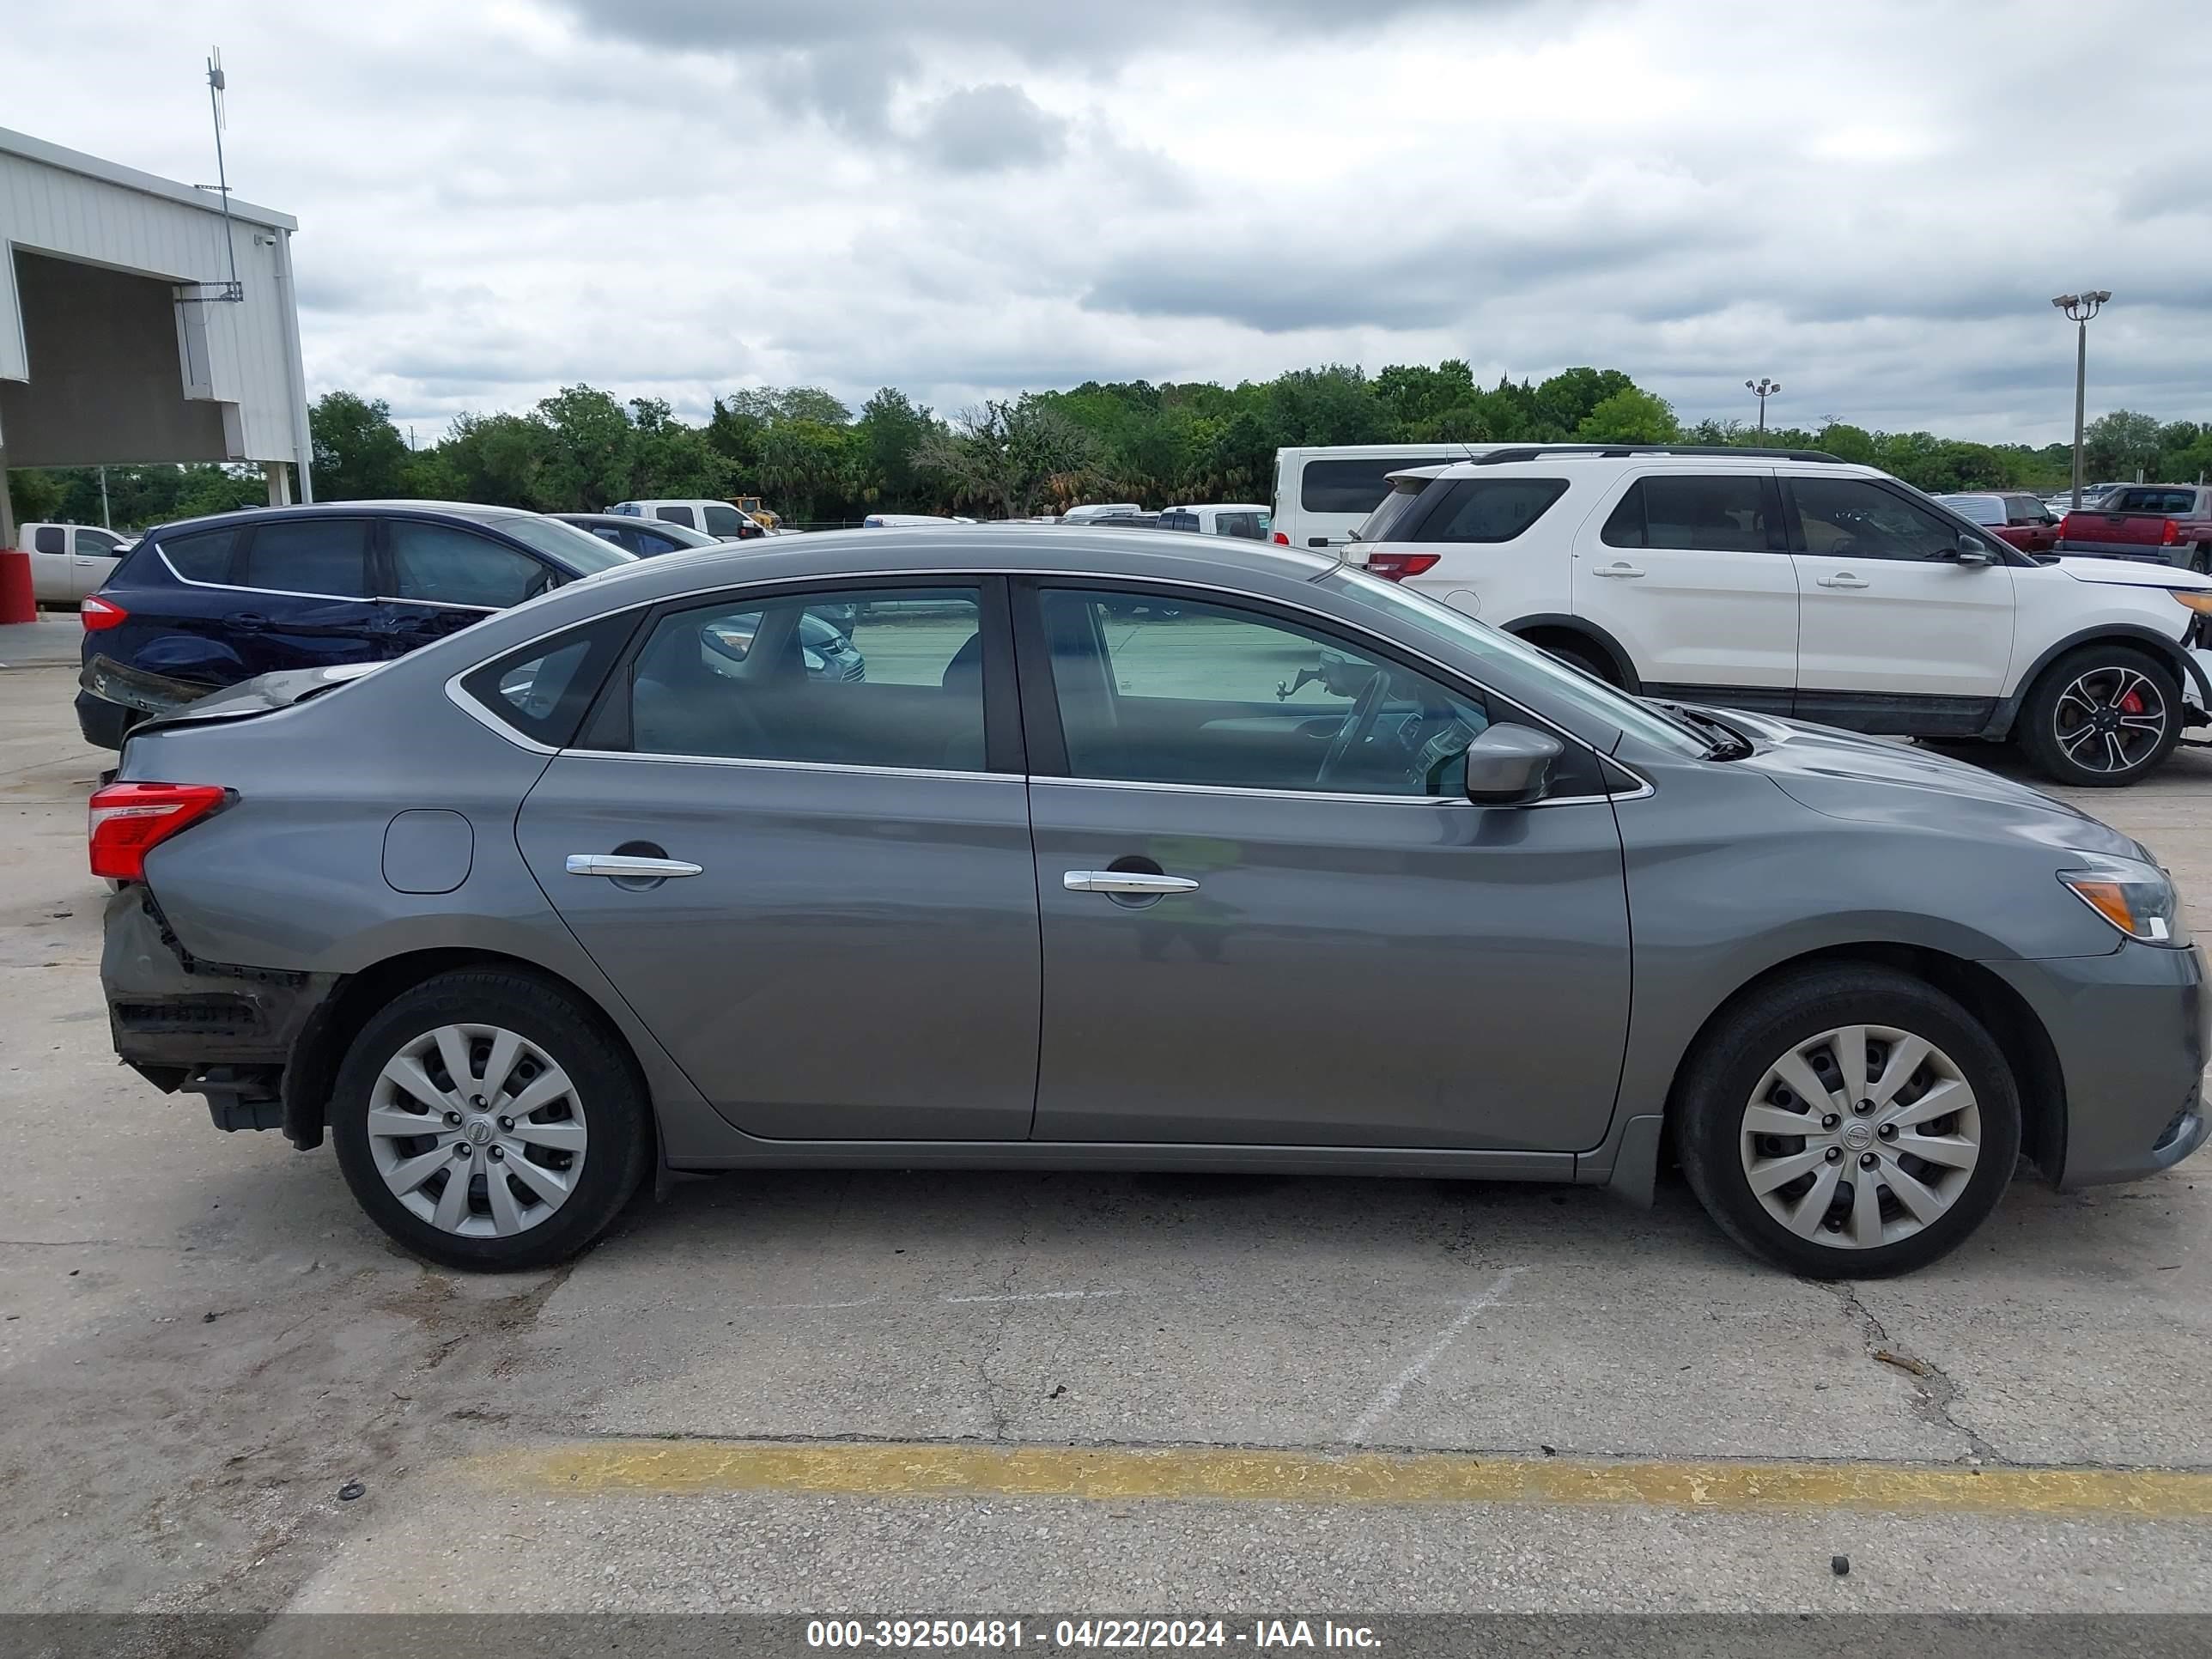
[2058,483,2212,572]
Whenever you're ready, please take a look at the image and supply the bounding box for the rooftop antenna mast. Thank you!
[187,48,245,302]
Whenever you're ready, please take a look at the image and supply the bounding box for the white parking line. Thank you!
[1343,1266,1529,1444]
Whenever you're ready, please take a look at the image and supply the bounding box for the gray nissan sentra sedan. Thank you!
[94,527,2208,1276]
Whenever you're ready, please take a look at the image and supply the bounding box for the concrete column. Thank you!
[264,460,292,507]
[0,442,16,549]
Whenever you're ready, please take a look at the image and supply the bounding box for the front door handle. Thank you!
[1591,562,1644,579]
[1816,573,1869,589]
[566,854,704,878]
[1063,870,1200,896]
[1307,537,1330,548]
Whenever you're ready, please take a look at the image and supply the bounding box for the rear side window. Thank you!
[33,526,64,555]
[702,505,744,538]
[1159,511,1200,532]
[654,506,697,528]
[1602,477,1778,553]
[1944,496,2003,526]
[239,520,373,597]
[460,613,639,747]
[1301,458,1434,516]
[157,526,240,582]
[1354,480,1436,543]
[1409,478,1569,543]
[388,521,550,609]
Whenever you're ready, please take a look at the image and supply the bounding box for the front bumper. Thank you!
[100,884,337,1141]
[1987,942,2211,1188]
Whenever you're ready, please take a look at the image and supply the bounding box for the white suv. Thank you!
[1348,446,2212,787]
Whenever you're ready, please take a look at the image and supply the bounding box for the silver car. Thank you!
[94,529,2208,1275]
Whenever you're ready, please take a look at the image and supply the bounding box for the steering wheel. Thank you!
[1316,670,1391,788]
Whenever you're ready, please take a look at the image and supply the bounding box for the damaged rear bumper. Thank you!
[101,884,337,1145]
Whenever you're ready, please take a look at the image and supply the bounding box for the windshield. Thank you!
[451,511,635,574]
[1317,568,1713,758]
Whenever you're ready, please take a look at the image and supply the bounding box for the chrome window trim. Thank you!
[437,563,1654,800]
[158,547,373,605]
[1031,773,1644,810]
[443,675,560,754]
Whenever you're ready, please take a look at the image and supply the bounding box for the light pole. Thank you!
[2052,290,2111,510]
[1746,377,1780,437]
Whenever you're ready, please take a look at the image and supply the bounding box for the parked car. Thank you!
[1346,444,2212,787]
[94,526,2206,1276]
[19,521,132,605]
[1087,513,1168,531]
[1060,502,1143,522]
[2057,484,2212,573]
[606,499,767,539]
[1158,503,1273,540]
[554,513,726,557]
[861,514,976,527]
[75,502,633,749]
[1272,444,1510,552]
[1933,492,2061,555]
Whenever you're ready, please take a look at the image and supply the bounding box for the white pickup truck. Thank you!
[19,522,132,605]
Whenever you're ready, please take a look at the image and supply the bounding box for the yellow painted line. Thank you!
[473,1440,2212,1520]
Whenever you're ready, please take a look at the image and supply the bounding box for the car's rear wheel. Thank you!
[1676,966,2021,1278]
[2016,644,2181,787]
[1532,635,1620,687]
[331,969,651,1271]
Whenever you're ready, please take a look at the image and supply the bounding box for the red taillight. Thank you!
[1364,551,1442,581]
[88,782,229,881]
[1272,531,1290,545]
[2162,519,2180,546]
[81,595,128,630]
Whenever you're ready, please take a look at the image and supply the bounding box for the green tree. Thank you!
[533,385,636,511]
[854,387,942,508]
[914,399,1106,518]
[2084,410,2164,482]
[309,392,412,501]
[1815,422,1880,465]
[1576,387,1678,445]
[629,398,731,500]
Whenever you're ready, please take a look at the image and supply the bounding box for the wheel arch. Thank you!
[1501,613,1642,692]
[1647,942,2065,1190]
[283,947,657,1164]
[1989,623,2208,740]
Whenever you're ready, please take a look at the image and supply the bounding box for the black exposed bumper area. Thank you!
[101,885,338,1147]
[76,658,225,750]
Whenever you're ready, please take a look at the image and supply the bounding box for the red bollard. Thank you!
[0,549,35,624]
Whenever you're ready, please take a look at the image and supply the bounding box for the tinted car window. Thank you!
[1791,478,1961,562]
[1219,512,1261,540]
[635,530,690,555]
[1039,587,1492,797]
[451,513,632,573]
[702,505,745,538]
[239,520,373,597]
[1938,495,2004,526]
[1301,458,1435,516]
[1354,479,1438,543]
[79,529,123,553]
[1413,478,1569,543]
[159,526,240,582]
[388,521,550,609]
[1159,511,1200,532]
[624,586,985,770]
[461,614,639,748]
[1602,477,1775,552]
[33,526,64,555]
[654,507,698,528]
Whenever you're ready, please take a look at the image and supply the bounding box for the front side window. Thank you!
[1790,477,1961,562]
[1038,586,1492,798]
[388,521,551,609]
[1301,457,1434,516]
[702,505,745,538]
[653,506,698,528]
[78,529,122,553]
[620,586,986,771]
[1411,477,1569,543]
[239,519,373,597]
[1603,476,1777,553]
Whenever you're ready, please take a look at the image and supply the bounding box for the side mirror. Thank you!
[1955,537,1994,567]
[1463,722,1563,806]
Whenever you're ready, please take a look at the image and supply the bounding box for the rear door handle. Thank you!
[1592,562,1644,579]
[566,854,703,878]
[1063,870,1200,895]
[228,611,270,630]
[1816,573,1869,589]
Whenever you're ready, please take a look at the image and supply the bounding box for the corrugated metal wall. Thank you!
[0,138,304,470]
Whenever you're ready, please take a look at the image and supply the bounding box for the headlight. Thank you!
[2058,854,2191,946]
[2173,591,2212,616]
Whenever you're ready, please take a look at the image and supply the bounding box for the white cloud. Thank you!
[5,0,2205,443]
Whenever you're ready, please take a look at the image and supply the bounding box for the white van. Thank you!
[1158,503,1271,540]
[607,499,764,539]
[1270,445,1506,550]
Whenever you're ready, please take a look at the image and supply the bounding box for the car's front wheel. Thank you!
[1677,966,2021,1278]
[330,969,651,1271]
[2016,644,2182,787]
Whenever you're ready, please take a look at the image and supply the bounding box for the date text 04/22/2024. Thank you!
[805,1620,1382,1650]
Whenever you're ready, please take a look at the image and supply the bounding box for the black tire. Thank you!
[330,969,652,1271]
[1535,637,1620,687]
[2191,544,2211,578]
[2015,643,2182,787]
[1676,965,2021,1279]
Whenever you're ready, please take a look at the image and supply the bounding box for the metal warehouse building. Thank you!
[0,125,313,548]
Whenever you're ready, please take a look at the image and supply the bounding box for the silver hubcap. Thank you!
[368,1023,587,1237]
[2055,665,2166,774]
[1738,1024,1981,1250]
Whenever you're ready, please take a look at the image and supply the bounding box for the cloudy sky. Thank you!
[7,0,2208,444]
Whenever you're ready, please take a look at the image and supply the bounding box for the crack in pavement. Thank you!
[1828,1280,2005,1466]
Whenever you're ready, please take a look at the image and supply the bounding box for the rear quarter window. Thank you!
[155,526,243,583]
[1412,478,1569,543]
[459,613,641,747]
